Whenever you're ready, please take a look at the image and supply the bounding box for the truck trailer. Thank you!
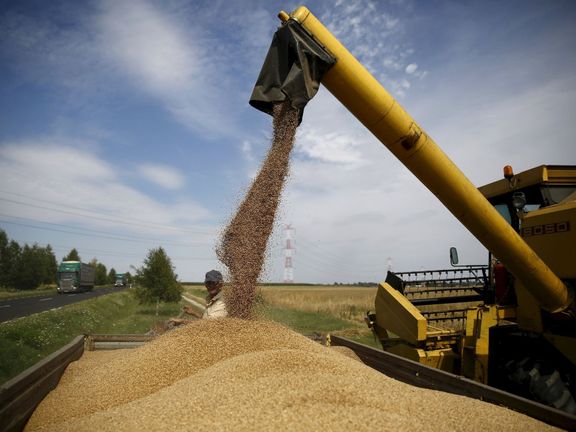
[56,261,95,294]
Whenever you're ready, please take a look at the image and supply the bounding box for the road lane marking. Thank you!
[0,304,10,308]
[39,298,53,302]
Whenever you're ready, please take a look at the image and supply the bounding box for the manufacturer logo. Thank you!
[521,221,571,237]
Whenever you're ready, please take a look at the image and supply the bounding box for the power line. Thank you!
[31,241,218,262]
[0,193,217,235]
[0,212,212,246]
[0,218,211,247]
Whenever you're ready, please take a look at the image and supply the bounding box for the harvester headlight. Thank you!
[512,192,527,210]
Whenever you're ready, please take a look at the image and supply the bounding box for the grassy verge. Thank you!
[0,285,116,300]
[0,285,57,300]
[182,286,207,299]
[0,290,180,385]
[255,303,381,348]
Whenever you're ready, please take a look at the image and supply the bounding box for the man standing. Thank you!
[202,270,227,319]
[168,270,227,326]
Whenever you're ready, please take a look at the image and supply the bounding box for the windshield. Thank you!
[542,186,576,205]
[59,271,77,279]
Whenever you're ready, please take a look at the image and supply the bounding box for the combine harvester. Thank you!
[250,4,576,426]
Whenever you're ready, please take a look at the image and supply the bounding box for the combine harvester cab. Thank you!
[250,4,576,424]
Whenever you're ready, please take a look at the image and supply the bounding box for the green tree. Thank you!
[133,247,182,304]
[108,268,117,285]
[0,236,21,289]
[95,263,108,285]
[13,244,44,290]
[125,271,132,284]
[40,245,58,284]
[89,258,108,285]
[63,248,80,262]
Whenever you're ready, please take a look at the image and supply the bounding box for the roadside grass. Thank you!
[0,285,117,300]
[0,290,180,385]
[0,285,57,300]
[182,285,207,300]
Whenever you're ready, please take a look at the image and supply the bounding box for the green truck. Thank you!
[114,273,127,287]
[56,261,95,294]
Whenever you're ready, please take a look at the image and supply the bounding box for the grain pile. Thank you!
[26,319,558,432]
[217,102,299,318]
[25,318,325,430]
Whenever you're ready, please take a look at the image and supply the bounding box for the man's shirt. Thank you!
[203,291,227,319]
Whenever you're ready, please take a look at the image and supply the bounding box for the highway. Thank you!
[0,286,128,323]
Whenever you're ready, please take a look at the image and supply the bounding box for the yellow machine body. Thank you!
[522,200,576,280]
[387,343,457,373]
[374,282,427,345]
[462,305,516,384]
[373,282,463,373]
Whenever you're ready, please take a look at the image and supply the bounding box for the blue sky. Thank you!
[1,0,575,283]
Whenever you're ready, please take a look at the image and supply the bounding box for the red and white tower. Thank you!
[283,224,294,283]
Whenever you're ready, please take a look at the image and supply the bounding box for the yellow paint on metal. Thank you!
[387,344,457,372]
[522,200,576,279]
[374,282,427,344]
[285,6,572,313]
[277,10,290,23]
[515,281,544,332]
[463,306,516,383]
[478,165,576,200]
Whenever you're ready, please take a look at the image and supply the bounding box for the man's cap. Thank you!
[205,270,223,283]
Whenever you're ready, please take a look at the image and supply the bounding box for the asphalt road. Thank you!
[0,286,129,323]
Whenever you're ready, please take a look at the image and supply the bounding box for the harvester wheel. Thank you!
[507,358,576,414]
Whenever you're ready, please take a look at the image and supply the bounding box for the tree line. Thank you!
[0,229,129,291]
[1,229,185,306]
[0,229,58,291]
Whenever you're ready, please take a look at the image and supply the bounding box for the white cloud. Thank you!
[138,163,186,190]
[405,63,418,74]
[295,129,365,165]
[0,143,115,181]
[93,0,247,138]
[0,141,211,230]
[320,0,422,99]
[97,1,199,95]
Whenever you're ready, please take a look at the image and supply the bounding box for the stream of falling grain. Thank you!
[217,101,299,319]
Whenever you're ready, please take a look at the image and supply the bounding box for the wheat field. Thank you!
[259,285,377,324]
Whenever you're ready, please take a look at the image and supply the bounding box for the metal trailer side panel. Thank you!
[80,263,95,290]
[0,336,85,432]
[0,334,157,432]
[329,335,576,431]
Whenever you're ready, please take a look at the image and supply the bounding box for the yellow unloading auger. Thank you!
[249,6,573,314]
